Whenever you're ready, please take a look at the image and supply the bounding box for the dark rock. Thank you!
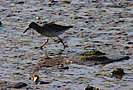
[40,81,50,84]
[85,21,89,23]
[127,42,133,45]
[49,0,58,3]
[57,64,69,69]
[61,1,71,4]
[106,4,123,8]
[0,21,2,26]
[80,29,84,31]
[111,68,125,75]
[111,68,125,79]
[13,82,27,89]
[48,0,58,6]
[14,10,21,13]
[124,46,130,49]
[74,16,84,19]
[100,56,130,64]
[16,1,24,4]
[91,0,99,3]
[88,16,94,19]
[6,14,16,17]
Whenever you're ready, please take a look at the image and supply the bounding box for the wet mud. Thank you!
[0,0,133,89]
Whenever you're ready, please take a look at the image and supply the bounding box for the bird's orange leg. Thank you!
[40,38,49,48]
[58,37,66,49]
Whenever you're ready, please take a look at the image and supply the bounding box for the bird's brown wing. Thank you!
[40,23,73,32]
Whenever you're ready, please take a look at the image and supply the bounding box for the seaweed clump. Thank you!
[85,85,100,90]
[78,50,130,65]
[80,50,108,61]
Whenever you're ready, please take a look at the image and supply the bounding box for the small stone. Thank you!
[16,1,24,4]
[40,81,50,84]
[36,16,41,20]
[80,29,84,31]
[127,42,133,45]
[0,21,2,26]
[61,1,71,4]
[111,68,125,75]
[88,16,94,19]
[85,21,89,23]
[57,64,69,69]
[124,46,130,49]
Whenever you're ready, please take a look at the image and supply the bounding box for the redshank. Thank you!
[23,22,73,49]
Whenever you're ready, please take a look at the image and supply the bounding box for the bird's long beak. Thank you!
[23,28,29,34]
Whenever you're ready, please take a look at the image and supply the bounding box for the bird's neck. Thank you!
[33,25,42,34]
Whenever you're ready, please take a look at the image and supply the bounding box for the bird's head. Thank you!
[23,22,38,34]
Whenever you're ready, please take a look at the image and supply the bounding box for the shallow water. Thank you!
[0,0,133,89]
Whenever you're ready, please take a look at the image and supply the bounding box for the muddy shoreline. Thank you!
[0,0,133,89]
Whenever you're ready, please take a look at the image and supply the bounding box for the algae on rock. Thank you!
[79,50,108,61]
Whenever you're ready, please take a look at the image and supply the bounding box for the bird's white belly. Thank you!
[41,31,59,37]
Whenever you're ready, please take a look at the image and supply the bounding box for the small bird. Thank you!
[23,22,73,49]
